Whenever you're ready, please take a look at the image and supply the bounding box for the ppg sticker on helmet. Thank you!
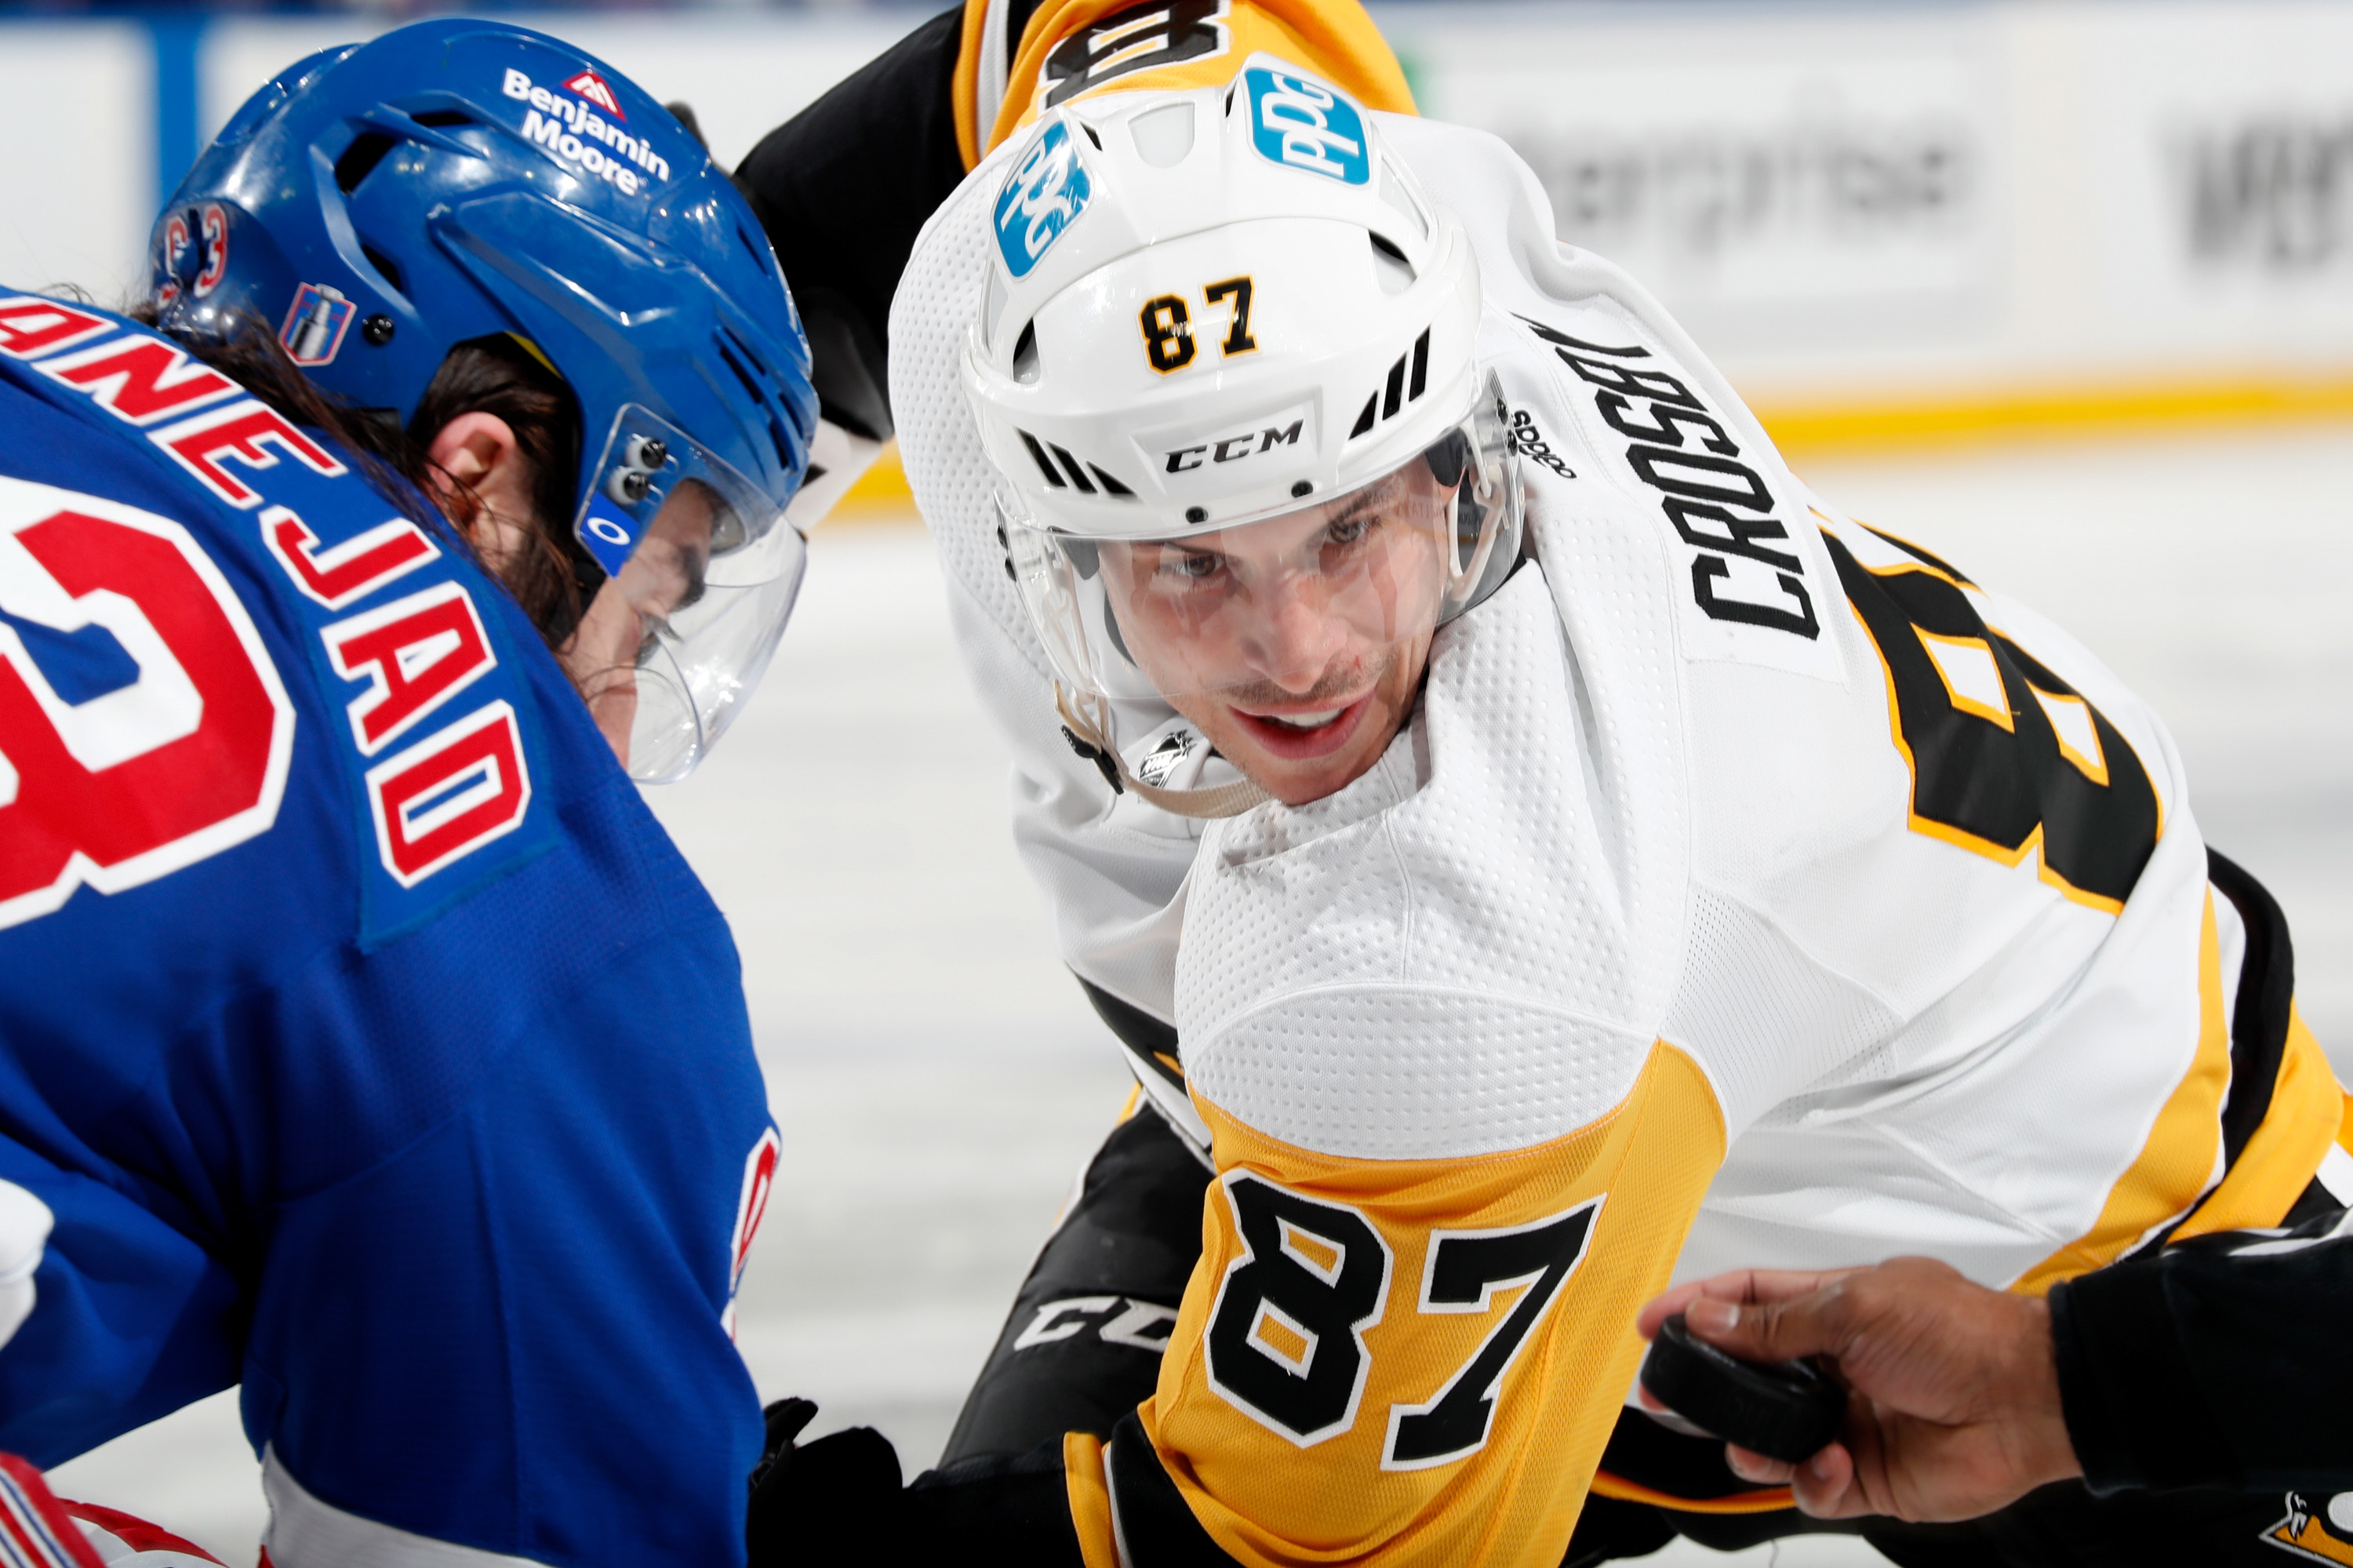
[1246,67,1369,185]
[278,284,355,367]
[996,121,1092,279]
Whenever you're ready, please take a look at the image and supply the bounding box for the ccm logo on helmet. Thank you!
[1246,67,1369,185]
[1165,414,1304,473]
[501,68,671,196]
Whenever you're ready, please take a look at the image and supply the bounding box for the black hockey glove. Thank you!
[745,1398,1086,1568]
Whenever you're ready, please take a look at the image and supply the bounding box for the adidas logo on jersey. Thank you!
[500,68,671,197]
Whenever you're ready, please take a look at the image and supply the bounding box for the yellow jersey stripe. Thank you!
[2013,892,2232,1295]
[1588,1470,1796,1516]
[951,0,995,173]
[1063,1431,1120,1568]
[2172,1002,2344,1242]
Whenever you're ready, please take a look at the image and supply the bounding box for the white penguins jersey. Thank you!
[894,104,2350,1566]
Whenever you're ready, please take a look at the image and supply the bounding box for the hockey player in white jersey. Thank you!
[745,28,2351,1568]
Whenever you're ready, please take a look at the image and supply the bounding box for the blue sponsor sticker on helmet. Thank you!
[995,120,1093,278]
[1246,67,1369,184]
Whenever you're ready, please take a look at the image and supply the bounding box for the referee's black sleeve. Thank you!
[2053,1201,2353,1494]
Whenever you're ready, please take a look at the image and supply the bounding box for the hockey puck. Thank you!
[1640,1313,1846,1465]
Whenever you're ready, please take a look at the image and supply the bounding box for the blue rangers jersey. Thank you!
[0,295,780,1567]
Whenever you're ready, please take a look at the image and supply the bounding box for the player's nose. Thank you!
[1238,580,1352,689]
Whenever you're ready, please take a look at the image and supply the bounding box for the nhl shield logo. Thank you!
[278,283,355,367]
[2267,1493,2353,1563]
[564,68,624,118]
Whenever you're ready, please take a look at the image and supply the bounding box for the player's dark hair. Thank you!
[124,303,594,648]
[406,335,590,646]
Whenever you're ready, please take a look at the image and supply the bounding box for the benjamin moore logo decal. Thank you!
[1246,67,1369,185]
[995,120,1093,279]
[501,68,671,198]
[563,69,624,118]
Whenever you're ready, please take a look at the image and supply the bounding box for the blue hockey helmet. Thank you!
[152,19,818,781]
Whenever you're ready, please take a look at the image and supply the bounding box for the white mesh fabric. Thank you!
[1660,887,1903,1137]
[1188,990,1656,1161]
[1182,562,1690,1160]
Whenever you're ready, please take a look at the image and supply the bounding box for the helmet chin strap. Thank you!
[1053,686,1271,820]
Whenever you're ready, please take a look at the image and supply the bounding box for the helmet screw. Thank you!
[1290,480,1312,498]
[362,314,395,346]
[638,438,668,469]
[1185,506,1207,524]
[620,471,652,502]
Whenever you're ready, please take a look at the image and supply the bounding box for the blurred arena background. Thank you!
[11,2,2353,1563]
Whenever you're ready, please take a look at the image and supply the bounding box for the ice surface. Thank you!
[45,426,2353,1566]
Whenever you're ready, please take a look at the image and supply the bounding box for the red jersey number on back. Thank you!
[0,478,293,929]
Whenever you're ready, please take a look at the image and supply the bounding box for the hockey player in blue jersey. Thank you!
[0,20,816,1566]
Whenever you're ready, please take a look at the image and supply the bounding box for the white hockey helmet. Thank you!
[962,60,1520,815]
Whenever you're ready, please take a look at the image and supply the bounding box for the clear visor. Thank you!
[1005,391,1518,717]
[573,404,808,783]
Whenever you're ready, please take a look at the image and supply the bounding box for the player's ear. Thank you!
[425,410,520,503]
[424,411,537,571]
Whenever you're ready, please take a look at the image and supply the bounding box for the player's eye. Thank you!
[1158,548,1225,585]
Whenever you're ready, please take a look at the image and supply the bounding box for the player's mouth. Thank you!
[1226,693,1373,761]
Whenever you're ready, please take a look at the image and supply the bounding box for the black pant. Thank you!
[945,1096,2340,1566]
[942,1101,1208,1466]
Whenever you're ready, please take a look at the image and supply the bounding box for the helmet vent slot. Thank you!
[333,132,398,194]
[359,242,405,295]
[736,223,776,279]
[715,334,766,402]
[1080,122,1103,151]
[1350,329,1433,442]
[1049,442,1097,494]
[1013,321,1041,385]
[1020,431,1066,489]
[1129,101,1196,168]
[716,328,797,471]
[719,325,773,381]
[1369,233,1414,296]
[412,109,474,128]
[1090,464,1135,498]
